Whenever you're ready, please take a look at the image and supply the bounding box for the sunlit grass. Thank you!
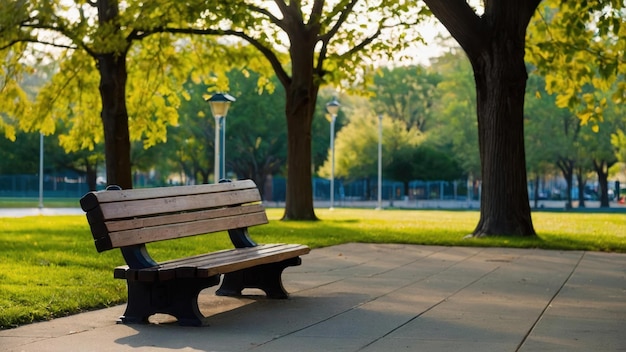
[1,209,624,329]
[0,197,79,208]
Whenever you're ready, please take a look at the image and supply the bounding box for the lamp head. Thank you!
[325,97,340,116]
[206,93,236,118]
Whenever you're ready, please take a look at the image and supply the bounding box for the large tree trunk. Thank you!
[97,0,132,189]
[470,43,534,236]
[281,31,319,220]
[97,53,132,189]
[424,0,539,237]
[282,84,318,220]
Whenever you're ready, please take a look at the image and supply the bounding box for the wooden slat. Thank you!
[105,204,266,232]
[107,212,268,248]
[99,188,261,220]
[157,244,292,269]
[113,244,311,281]
[163,244,308,278]
[197,244,310,276]
[92,180,257,203]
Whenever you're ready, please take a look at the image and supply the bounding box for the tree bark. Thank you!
[593,159,613,208]
[97,53,132,189]
[424,0,539,237]
[576,167,586,208]
[97,0,132,189]
[281,26,319,221]
[533,175,539,209]
[557,158,574,210]
[85,159,98,191]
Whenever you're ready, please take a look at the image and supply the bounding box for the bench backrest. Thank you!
[80,180,268,252]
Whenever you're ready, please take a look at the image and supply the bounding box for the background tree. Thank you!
[169,0,429,220]
[527,0,625,127]
[370,65,442,131]
[583,118,619,208]
[525,80,581,209]
[0,1,253,189]
[0,131,41,174]
[318,101,422,185]
[147,68,289,194]
[224,70,288,196]
[428,51,480,187]
[527,0,625,207]
[387,144,463,195]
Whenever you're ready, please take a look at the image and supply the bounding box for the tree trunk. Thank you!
[97,0,132,189]
[557,159,574,210]
[282,87,318,220]
[423,0,539,237]
[85,159,98,191]
[533,174,539,209]
[97,53,132,189]
[281,32,319,220]
[576,167,586,208]
[470,48,535,236]
[593,160,612,208]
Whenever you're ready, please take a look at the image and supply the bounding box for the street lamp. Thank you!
[326,97,340,209]
[206,93,236,183]
[39,133,44,209]
[376,114,383,210]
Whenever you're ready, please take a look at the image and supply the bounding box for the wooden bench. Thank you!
[80,179,310,326]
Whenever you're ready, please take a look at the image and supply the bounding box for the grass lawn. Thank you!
[0,197,80,208]
[1,208,625,329]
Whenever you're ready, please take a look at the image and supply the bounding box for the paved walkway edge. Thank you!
[1,244,625,352]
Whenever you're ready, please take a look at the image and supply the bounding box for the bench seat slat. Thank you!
[159,243,303,270]
[114,244,310,281]
[107,212,268,248]
[196,244,310,277]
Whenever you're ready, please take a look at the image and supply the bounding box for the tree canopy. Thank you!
[527,0,625,127]
[0,0,266,188]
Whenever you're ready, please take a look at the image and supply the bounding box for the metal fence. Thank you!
[269,177,471,202]
[0,173,472,203]
[0,174,91,198]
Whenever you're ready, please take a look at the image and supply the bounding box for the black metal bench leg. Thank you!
[217,257,301,299]
[120,280,154,324]
[120,276,220,326]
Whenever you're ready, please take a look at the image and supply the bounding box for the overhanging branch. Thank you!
[160,26,290,87]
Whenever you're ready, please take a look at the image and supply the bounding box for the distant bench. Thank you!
[80,180,310,326]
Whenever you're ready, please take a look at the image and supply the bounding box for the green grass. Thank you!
[1,208,625,329]
[0,197,80,208]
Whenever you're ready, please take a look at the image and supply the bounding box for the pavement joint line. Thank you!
[514,250,587,352]
[271,246,497,352]
[357,263,502,351]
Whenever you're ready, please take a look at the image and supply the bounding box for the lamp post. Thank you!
[207,93,236,184]
[326,97,340,210]
[376,114,383,210]
[38,132,44,209]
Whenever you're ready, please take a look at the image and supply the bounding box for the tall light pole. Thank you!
[326,97,340,210]
[206,93,235,183]
[376,114,383,210]
[38,132,44,209]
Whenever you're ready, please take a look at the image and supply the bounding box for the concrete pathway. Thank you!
[2,243,625,351]
[0,207,84,217]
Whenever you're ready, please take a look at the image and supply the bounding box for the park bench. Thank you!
[80,179,310,326]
